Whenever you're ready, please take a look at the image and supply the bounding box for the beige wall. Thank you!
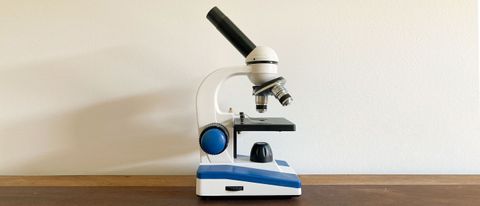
[0,0,479,175]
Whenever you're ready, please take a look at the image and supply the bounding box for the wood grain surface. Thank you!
[0,185,479,206]
[1,176,480,205]
[1,175,480,186]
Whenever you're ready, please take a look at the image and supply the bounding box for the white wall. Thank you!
[0,0,479,175]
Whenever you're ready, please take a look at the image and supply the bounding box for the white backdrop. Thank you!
[0,0,479,175]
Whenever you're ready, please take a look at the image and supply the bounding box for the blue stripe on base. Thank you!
[197,165,301,188]
[275,160,289,167]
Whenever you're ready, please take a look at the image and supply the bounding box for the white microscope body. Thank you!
[196,7,301,197]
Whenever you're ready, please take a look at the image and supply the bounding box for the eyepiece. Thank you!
[207,7,256,57]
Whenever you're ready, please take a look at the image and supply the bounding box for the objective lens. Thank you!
[271,84,293,106]
[255,95,268,113]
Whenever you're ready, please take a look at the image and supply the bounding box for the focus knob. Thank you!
[199,123,229,155]
[250,142,273,163]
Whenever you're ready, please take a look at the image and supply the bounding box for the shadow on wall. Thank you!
[0,47,198,175]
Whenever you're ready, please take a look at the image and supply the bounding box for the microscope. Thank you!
[196,7,301,197]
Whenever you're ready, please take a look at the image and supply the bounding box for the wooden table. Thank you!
[0,176,479,206]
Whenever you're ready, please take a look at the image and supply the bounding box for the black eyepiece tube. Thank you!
[207,7,256,57]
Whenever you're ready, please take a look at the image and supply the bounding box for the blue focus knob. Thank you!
[200,124,228,155]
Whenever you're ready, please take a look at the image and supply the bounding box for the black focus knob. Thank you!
[250,142,273,163]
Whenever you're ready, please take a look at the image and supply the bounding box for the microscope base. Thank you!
[196,159,302,197]
[196,179,301,197]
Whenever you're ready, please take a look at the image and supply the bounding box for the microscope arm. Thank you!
[196,66,251,130]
